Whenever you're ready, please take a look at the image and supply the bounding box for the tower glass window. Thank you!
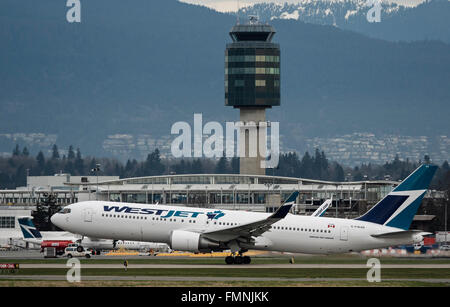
[225,22,280,108]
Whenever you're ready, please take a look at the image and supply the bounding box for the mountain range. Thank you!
[237,0,450,43]
[0,0,449,162]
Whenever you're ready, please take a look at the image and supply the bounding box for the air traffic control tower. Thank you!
[225,17,280,175]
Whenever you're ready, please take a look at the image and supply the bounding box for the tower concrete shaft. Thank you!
[225,17,280,175]
[239,108,266,175]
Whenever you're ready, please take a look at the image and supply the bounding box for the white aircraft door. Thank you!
[84,208,93,222]
[340,226,349,241]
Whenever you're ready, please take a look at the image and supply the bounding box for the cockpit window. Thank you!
[58,208,71,214]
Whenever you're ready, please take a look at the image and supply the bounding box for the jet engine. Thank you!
[170,230,220,253]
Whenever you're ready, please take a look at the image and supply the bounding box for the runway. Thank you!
[1,275,449,284]
[2,253,449,285]
[16,263,450,269]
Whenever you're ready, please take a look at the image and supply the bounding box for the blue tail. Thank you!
[18,217,42,239]
[355,164,437,230]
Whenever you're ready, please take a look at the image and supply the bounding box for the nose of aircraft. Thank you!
[50,213,62,228]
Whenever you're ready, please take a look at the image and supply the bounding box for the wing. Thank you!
[201,191,299,242]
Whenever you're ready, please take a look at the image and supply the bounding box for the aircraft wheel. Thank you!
[243,256,251,264]
[225,256,234,265]
[234,256,243,265]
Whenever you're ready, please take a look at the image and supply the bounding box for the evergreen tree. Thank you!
[191,159,203,174]
[114,162,124,178]
[12,144,20,156]
[51,144,60,159]
[144,149,165,175]
[36,151,45,175]
[300,151,313,179]
[68,145,75,160]
[32,193,62,231]
[22,147,29,157]
[333,164,345,182]
[74,148,84,174]
[215,156,228,174]
[89,158,97,172]
[174,159,187,174]
[44,160,55,175]
[14,164,26,187]
[64,159,75,175]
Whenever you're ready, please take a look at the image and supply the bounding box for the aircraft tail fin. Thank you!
[18,216,42,239]
[355,164,437,230]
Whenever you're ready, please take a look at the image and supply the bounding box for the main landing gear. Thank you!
[225,253,251,265]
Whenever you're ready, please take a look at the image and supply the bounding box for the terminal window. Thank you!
[0,216,15,229]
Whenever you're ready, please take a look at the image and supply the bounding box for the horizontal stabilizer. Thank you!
[371,230,431,239]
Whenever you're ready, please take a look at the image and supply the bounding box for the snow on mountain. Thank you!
[237,0,450,43]
[240,0,403,25]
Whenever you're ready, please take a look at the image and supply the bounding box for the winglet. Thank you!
[312,197,333,217]
[271,191,299,219]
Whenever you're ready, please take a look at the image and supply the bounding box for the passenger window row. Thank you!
[271,226,331,233]
[101,213,197,223]
[206,221,238,226]
[102,213,242,226]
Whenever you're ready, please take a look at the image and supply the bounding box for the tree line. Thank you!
[0,144,449,192]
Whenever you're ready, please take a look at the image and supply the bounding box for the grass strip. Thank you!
[1,256,450,265]
[0,280,448,287]
[1,268,449,279]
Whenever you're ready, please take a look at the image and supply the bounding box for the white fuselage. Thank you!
[52,201,419,254]
[115,240,169,251]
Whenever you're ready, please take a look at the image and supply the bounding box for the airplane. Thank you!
[18,216,113,254]
[18,216,77,245]
[311,197,332,217]
[18,216,169,255]
[51,164,437,264]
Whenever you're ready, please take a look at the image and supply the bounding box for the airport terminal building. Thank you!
[0,173,446,246]
[0,173,401,218]
[91,174,398,218]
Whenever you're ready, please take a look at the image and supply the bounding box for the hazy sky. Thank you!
[180,0,426,12]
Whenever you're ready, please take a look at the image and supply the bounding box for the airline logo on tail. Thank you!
[356,164,437,230]
[18,217,42,239]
